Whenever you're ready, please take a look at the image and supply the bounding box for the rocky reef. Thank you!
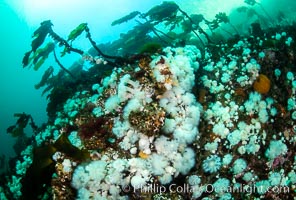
[1,1,296,199]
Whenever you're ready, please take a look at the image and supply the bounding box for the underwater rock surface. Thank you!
[1,1,296,199]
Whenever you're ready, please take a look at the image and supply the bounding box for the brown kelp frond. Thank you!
[111,11,141,26]
[6,113,38,137]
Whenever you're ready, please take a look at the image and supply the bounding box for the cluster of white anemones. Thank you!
[70,45,203,199]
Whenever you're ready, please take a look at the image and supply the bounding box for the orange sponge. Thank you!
[253,74,271,94]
